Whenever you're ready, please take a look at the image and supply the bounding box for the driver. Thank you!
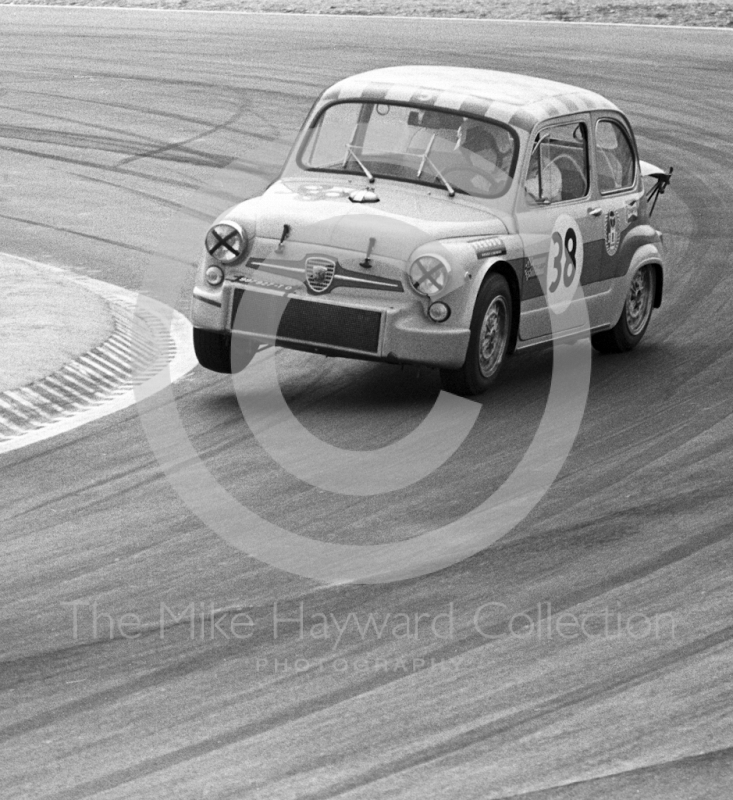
[455,120,509,194]
[524,144,563,203]
[462,123,500,167]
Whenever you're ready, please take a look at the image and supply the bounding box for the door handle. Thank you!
[587,207,602,217]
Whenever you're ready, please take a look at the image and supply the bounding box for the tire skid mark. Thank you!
[28,625,733,800]
[7,88,282,142]
[2,521,730,747]
[2,453,160,532]
[1,379,242,525]
[10,86,288,143]
[66,171,212,217]
[116,101,248,167]
[11,76,301,148]
[490,744,733,800]
[43,69,321,104]
[0,141,229,175]
[289,631,733,800]
[306,692,733,800]
[0,101,179,149]
[556,397,733,511]
[0,124,153,156]
[0,142,272,182]
[0,212,186,260]
[0,124,233,168]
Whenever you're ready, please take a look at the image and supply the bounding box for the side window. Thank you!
[525,122,589,204]
[596,119,636,193]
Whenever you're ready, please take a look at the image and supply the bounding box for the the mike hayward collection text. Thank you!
[63,600,677,646]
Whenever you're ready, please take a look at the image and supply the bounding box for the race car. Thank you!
[192,66,671,395]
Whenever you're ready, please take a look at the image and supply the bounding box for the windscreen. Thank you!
[298,101,518,199]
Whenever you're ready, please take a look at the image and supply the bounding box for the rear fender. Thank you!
[617,244,664,318]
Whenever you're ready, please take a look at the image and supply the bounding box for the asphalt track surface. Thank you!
[2,7,733,799]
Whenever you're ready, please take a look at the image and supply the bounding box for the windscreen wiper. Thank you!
[343,144,374,183]
[415,133,455,197]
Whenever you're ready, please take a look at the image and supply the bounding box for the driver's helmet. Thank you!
[461,121,498,162]
[461,121,513,171]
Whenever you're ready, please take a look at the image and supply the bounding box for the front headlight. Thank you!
[205,221,247,264]
[408,254,450,296]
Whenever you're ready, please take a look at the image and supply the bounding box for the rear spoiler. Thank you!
[640,160,673,215]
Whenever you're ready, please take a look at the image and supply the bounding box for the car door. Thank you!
[515,116,606,341]
[590,115,645,325]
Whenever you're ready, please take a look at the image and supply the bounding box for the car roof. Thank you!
[320,66,619,132]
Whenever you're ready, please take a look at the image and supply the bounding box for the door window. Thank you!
[595,119,636,193]
[524,122,589,204]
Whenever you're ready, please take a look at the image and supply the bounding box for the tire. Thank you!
[193,328,258,374]
[591,264,656,354]
[440,273,513,396]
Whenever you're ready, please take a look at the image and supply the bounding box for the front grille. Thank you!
[231,288,382,354]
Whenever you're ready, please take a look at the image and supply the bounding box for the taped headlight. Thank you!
[408,255,450,296]
[205,221,247,264]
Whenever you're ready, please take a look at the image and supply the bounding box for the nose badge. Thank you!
[305,256,337,293]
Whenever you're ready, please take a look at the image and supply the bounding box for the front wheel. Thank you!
[591,264,656,354]
[440,273,513,396]
[193,328,258,374]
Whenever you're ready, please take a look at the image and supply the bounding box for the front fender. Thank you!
[439,252,523,351]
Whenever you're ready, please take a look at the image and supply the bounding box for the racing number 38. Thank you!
[549,227,577,291]
[547,214,584,314]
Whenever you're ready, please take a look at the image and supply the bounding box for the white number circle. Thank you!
[546,214,584,315]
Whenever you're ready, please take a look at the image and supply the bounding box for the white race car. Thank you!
[192,66,671,395]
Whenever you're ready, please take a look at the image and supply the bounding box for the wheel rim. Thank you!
[625,266,654,336]
[478,296,508,378]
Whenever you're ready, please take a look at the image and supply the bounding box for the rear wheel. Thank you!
[440,273,512,396]
[591,264,656,354]
[193,328,258,374]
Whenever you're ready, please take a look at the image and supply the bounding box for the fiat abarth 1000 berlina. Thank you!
[192,66,672,395]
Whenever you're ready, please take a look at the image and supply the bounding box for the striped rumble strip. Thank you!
[0,294,176,444]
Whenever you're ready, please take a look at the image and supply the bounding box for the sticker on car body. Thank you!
[604,209,621,256]
[523,256,545,282]
[546,214,584,315]
[296,185,353,201]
